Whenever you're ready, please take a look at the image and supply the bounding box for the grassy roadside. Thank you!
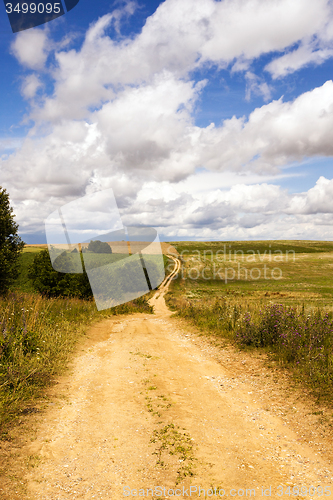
[166,240,333,404]
[0,246,156,433]
[0,291,154,434]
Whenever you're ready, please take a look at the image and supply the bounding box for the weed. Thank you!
[131,352,151,358]
[26,454,42,468]
[150,423,196,484]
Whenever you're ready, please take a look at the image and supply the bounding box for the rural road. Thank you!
[22,256,333,499]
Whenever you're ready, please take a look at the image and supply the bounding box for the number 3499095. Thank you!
[5,3,61,14]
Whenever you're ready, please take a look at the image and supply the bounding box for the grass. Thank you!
[139,370,195,485]
[168,241,333,306]
[166,240,333,402]
[167,240,333,307]
[171,240,333,254]
[150,423,196,484]
[11,246,43,293]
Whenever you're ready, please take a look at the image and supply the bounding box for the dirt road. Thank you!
[21,257,333,499]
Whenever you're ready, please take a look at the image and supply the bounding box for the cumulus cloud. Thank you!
[264,1,333,79]
[197,0,328,63]
[94,72,207,179]
[265,43,333,79]
[197,81,333,173]
[4,75,333,234]
[109,0,138,35]
[25,0,333,122]
[21,74,42,99]
[11,28,50,69]
[288,177,333,214]
[16,172,333,241]
[118,176,333,240]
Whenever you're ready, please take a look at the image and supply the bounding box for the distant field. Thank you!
[170,240,333,254]
[17,240,333,308]
[167,240,333,310]
[12,244,175,294]
[25,242,178,255]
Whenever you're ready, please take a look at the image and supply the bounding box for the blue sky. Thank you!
[1,0,333,243]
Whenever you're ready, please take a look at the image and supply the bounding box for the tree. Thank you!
[87,240,112,254]
[28,249,93,299]
[0,186,25,294]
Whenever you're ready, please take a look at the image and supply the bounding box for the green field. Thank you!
[167,240,333,310]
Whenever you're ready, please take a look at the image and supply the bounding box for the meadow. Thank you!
[166,240,333,402]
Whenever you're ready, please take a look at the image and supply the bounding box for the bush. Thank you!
[0,186,25,294]
[28,249,93,299]
[87,240,112,253]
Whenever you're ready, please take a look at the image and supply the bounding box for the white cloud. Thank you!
[93,72,206,179]
[198,0,328,64]
[265,43,333,79]
[196,80,333,173]
[28,0,333,122]
[109,0,138,35]
[245,72,272,102]
[263,3,333,80]
[16,169,331,241]
[4,77,333,229]
[0,137,23,152]
[288,176,333,214]
[21,74,42,99]
[11,28,50,69]
[118,176,333,240]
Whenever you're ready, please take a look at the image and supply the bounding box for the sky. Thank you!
[1,0,333,243]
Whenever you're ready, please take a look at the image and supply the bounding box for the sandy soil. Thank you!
[2,256,333,499]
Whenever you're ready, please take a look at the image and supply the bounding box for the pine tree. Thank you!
[0,187,25,294]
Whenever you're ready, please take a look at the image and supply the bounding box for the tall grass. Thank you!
[174,296,333,399]
[0,291,153,430]
[235,303,333,397]
[174,296,242,340]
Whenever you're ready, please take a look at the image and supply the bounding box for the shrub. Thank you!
[87,240,112,253]
[28,249,93,299]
